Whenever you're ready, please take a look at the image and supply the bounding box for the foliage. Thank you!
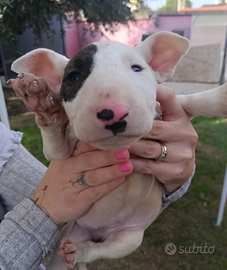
[158,0,192,12]
[0,0,143,52]
[133,1,152,20]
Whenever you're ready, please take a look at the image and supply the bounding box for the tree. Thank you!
[158,0,192,12]
[185,0,192,8]
[0,0,143,52]
[133,1,152,20]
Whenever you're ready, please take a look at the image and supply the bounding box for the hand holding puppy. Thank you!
[31,143,133,226]
[129,85,198,193]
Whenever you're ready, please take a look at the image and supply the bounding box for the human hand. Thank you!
[129,85,198,193]
[31,141,133,226]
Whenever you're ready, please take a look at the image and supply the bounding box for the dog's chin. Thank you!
[88,135,142,151]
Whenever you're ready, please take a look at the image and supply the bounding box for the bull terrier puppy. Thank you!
[9,31,227,270]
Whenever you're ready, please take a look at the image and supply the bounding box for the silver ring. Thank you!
[156,144,168,163]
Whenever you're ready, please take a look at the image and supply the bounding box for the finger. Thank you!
[131,158,186,184]
[71,149,130,172]
[143,120,179,141]
[156,85,188,121]
[131,140,193,165]
[128,139,162,159]
[71,161,133,188]
[73,141,98,156]
[76,177,126,207]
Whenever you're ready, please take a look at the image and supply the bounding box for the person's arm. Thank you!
[0,141,133,270]
[129,85,198,210]
[0,198,59,270]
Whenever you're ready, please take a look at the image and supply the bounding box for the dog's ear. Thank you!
[11,49,69,91]
[136,31,190,83]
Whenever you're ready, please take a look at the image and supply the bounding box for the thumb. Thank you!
[157,85,184,121]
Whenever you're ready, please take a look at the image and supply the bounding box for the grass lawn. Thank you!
[14,125,50,167]
[15,116,227,270]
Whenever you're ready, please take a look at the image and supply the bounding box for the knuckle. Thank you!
[174,166,185,181]
[86,170,97,186]
[162,87,176,101]
[182,149,194,162]
[191,131,199,146]
[151,121,164,135]
[144,159,152,173]
[162,87,176,100]
[144,142,155,156]
[186,125,198,146]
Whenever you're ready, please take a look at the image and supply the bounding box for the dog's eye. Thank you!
[131,65,142,72]
[67,71,81,81]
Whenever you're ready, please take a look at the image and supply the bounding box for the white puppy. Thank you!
[10,31,227,270]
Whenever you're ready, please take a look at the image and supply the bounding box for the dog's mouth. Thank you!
[88,134,143,151]
[105,119,127,136]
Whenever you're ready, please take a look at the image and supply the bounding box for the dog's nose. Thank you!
[96,104,128,123]
[97,109,114,121]
[96,104,129,135]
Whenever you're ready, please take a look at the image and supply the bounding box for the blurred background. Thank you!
[0,1,227,269]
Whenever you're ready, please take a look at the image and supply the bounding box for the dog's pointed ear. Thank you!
[136,31,190,83]
[11,48,69,91]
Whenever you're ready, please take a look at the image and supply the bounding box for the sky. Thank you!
[146,0,217,10]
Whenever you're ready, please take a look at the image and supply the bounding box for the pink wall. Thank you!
[64,15,192,58]
[157,15,191,39]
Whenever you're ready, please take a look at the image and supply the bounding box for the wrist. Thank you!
[30,195,62,227]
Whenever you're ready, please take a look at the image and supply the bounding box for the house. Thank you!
[178,4,227,50]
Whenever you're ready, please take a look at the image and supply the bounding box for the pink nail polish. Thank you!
[115,177,125,182]
[116,150,129,159]
[120,162,132,172]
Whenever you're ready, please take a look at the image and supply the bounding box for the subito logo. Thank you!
[165,243,177,255]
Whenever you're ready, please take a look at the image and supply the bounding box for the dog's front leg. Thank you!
[9,73,76,160]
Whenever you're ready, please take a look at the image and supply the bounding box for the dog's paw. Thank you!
[8,73,67,127]
[58,238,77,269]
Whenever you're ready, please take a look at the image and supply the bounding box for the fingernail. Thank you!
[33,80,38,87]
[115,150,129,159]
[49,95,55,105]
[120,161,132,172]
[115,177,125,182]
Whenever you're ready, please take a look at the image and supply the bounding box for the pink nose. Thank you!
[96,104,128,123]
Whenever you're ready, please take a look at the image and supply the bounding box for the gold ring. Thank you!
[156,144,168,163]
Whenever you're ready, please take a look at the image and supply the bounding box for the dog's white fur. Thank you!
[11,32,227,270]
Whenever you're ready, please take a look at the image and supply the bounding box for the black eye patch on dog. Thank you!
[61,44,98,102]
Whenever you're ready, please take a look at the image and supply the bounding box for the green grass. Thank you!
[15,117,227,270]
[14,126,50,167]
